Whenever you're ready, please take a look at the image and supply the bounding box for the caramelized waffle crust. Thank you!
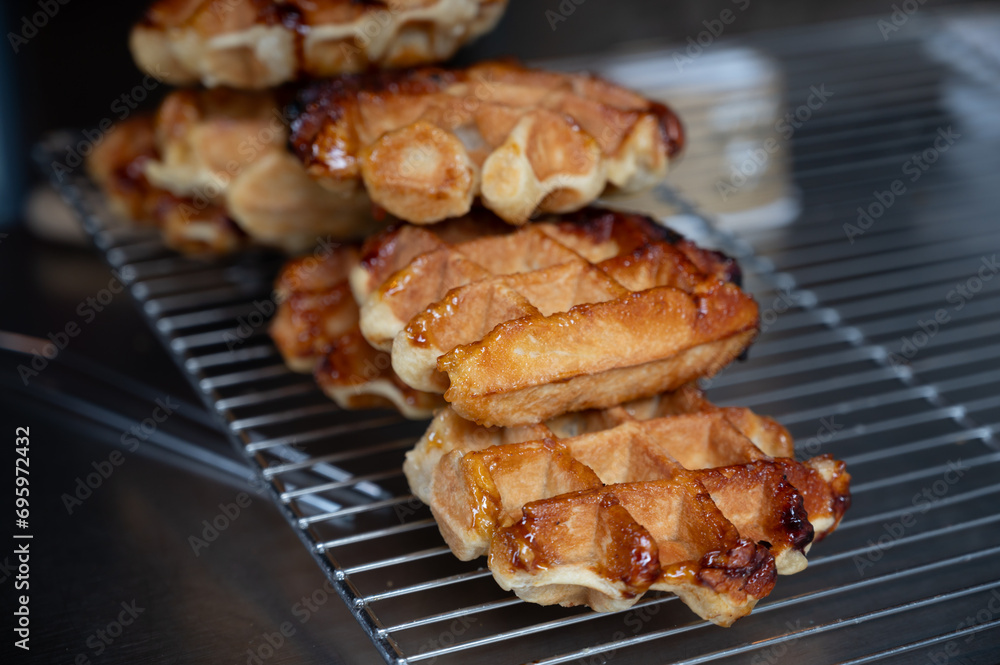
[86,114,249,254]
[351,207,754,427]
[405,384,851,624]
[290,61,684,225]
[131,0,508,89]
[270,247,443,419]
[87,88,386,255]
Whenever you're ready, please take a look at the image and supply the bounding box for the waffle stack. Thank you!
[86,89,380,254]
[349,208,752,426]
[130,0,509,89]
[268,204,851,624]
[289,61,683,225]
[88,0,850,627]
[405,385,850,624]
[270,243,444,418]
[89,0,686,255]
[88,0,513,253]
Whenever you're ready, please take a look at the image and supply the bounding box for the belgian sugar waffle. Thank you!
[351,208,755,427]
[130,0,509,89]
[289,62,684,225]
[87,89,386,255]
[404,384,851,625]
[86,114,251,255]
[270,246,443,419]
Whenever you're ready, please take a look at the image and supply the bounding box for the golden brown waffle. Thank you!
[351,208,754,427]
[88,89,387,255]
[290,61,684,225]
[87,115,250,254]
[404,384,851,624]
[130,0,508,89]
[271,248,443,419]
[147,88,385,251]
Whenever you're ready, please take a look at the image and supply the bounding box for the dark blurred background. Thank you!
[0,0,993,229]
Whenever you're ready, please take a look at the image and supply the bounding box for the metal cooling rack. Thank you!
[36,10,1000,664]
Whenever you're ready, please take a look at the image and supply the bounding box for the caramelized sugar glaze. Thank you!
[289,62,685,224]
